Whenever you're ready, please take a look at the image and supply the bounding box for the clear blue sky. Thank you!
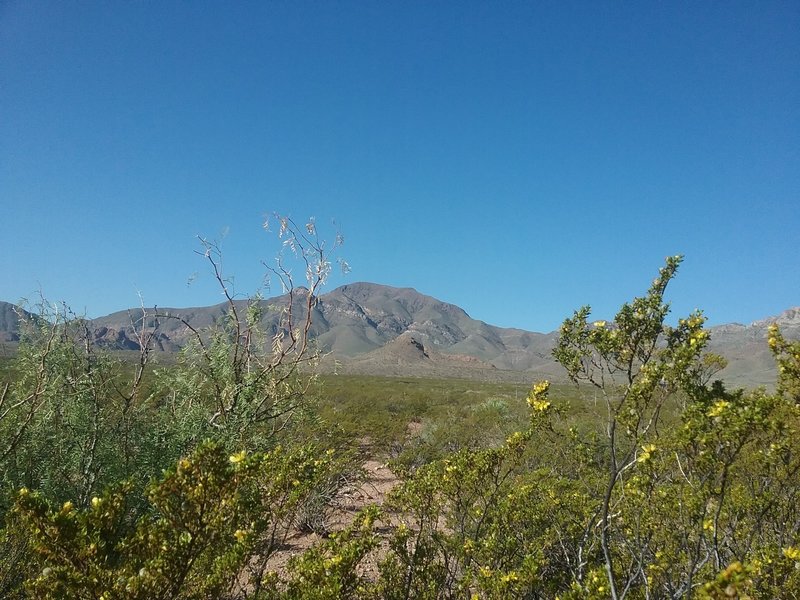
[2,1,798,332]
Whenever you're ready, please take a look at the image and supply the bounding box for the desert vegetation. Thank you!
[0,225,798,599]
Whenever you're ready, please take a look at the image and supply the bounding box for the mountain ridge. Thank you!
[1,284,797,387]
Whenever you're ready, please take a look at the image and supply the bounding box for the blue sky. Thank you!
[2,1,798,332]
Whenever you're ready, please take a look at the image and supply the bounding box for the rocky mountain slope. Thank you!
[1,289,797,387]
[706,307,800,388]
[0,301,28,342]
[79,283,558,375]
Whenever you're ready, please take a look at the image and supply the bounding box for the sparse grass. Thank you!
[314,374,594,463]
[0,353,678,468]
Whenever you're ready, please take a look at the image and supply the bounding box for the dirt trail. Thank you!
[262,459,401,578]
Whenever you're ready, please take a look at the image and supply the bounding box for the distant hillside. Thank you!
[85,283,559,375]
[311,283,558,370]
[707,307,800,388]
[0,301,35,342]
[0,290,797,388]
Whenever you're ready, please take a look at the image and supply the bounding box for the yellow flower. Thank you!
[707,400,730,418]
[527,380,551,411]
[229,451,247,464]
[530,399,551,411]
[323,555,343,569]
[532,380,550,396]
[61,501,74,513]
[500,571,519,583]
[593,320,607,328]
[234,529,247,543]
[783,546,800,560]
[91,497,102,508]
[637,444,657,463]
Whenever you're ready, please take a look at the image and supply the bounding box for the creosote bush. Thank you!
[10,440,360,599]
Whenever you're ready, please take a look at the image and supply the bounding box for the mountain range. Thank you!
[1,283,797,387]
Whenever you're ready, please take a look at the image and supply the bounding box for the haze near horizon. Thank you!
[2,2,798,332]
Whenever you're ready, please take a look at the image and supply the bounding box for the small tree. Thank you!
[552,256,800,599]
[152,215,348,451]
[552,256,717,597]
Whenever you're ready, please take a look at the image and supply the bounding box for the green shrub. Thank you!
[3,250,800,599]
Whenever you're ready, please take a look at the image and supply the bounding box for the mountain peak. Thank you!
[751,307,800,328]
[0,294,797,387]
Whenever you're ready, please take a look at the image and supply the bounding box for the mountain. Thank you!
[311,283,557,370]
[1,290,797,387]
[0,301,36,343]
[706,307,800,388]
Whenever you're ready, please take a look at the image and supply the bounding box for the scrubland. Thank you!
[1,224,798,599]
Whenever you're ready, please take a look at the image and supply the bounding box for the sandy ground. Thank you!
[259,458,401,581]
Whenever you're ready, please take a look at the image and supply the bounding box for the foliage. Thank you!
[0,301,156,510]
[151,215,346,450]
[2,251,799,599]
[9,440,356,599]
[370,256,800,599]
[262,506,381,600]
[0,216,360,597]
[768,323,800,404]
